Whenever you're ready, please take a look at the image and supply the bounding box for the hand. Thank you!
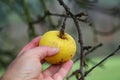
[1,37,73,80]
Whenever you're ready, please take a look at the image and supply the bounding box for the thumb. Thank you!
[25,46,59,60]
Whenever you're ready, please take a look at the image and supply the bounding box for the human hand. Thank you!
[1,37,73,80]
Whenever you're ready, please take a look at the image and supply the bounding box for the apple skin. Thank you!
[39,30,76,64]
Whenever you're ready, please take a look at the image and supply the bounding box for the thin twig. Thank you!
[59,13,68,38]
[79,45,120,79]
[33,11,88,24]
[85,43,103,56]
[39,0,54,28]
[66,70,80,80]
[73,43,103,63]
[49,12,68,17]
[32,11,50,24]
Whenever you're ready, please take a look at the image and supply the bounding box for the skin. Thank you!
[1,36,73,80]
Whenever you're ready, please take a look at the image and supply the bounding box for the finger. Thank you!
[18,36,41,56]
[20,36,41,53]
[53,60,73,80]
[24,46,59,61]
[42,64,62,77]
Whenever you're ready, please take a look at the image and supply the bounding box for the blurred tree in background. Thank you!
[0,0,120,79]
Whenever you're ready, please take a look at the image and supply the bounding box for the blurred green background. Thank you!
[0,0,120,80]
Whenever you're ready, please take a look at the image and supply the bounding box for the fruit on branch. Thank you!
[39,30,76,64]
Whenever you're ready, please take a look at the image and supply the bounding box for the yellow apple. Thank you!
[39,30,76,64]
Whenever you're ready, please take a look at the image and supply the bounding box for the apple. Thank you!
[39,30,76,64]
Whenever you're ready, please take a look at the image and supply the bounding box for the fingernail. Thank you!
[52,47,59,53]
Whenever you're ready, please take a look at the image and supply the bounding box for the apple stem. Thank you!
[59,28,65,39]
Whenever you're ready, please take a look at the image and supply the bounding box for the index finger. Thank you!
[18,36,41,56]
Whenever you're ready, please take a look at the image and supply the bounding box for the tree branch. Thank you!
[22,0,36,41]
[57,0,85,80]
